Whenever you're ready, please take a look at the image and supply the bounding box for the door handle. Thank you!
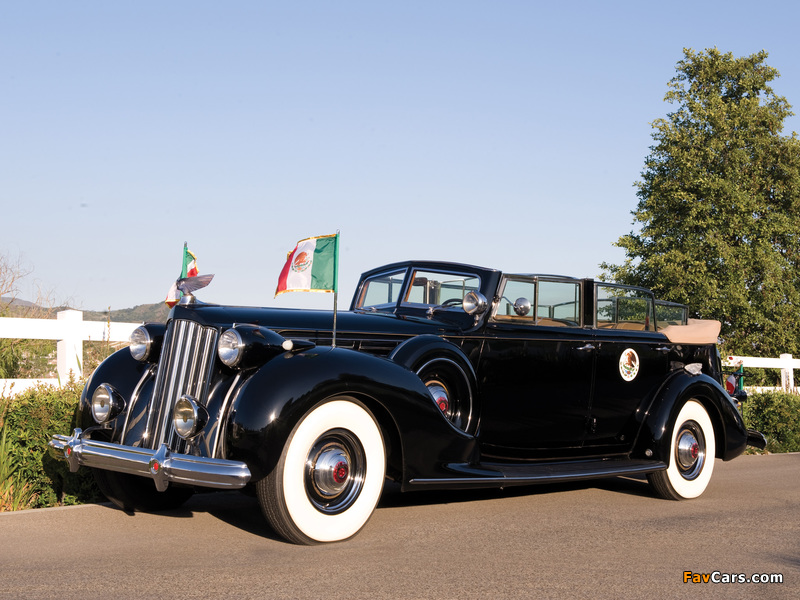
[575,344,596,352]
[656,346,671,353]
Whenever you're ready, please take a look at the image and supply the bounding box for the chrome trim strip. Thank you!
[50,429,251,492]
[119,364,156,446]
[143,322,175,446]
[408,462,666,487]
[211,371,242,459]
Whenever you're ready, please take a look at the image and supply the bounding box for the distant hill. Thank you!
[0,296,37,309]
[83,302,170,323]
[1,297,169,323]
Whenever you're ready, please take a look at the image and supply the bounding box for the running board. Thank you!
[408,458,666,490]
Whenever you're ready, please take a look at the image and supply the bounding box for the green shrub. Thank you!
[742,391,800,454]
[0,426,36,511]
[0,381,101,508]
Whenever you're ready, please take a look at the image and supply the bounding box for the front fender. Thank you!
[633,371,748,462]
[77,348,153,440]
[227,346,478,483]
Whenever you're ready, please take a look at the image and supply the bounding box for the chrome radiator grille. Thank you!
[145,319,218,451]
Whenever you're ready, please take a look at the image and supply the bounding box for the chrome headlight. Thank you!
[91,384,126,423]
[173,395,209,440]
[129,326,153,361]
[218,328,244,367]
[462,291,488,315]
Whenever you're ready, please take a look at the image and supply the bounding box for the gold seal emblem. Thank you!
[619,348,640,382]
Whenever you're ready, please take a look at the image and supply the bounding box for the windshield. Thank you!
[355,268,481,310]
[355,269,406,309]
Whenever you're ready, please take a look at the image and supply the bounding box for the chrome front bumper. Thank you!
[49,429,251,492]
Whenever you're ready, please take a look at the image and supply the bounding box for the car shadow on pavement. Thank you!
[148,489,287,542]
[146,475,655,542]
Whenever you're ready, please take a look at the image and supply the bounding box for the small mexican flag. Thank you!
[275,233,339,296]
[165,243,200,307]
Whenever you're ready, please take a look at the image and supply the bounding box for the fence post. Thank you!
[779,353,794,391]
[56,310,83,383]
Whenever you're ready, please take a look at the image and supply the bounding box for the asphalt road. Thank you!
[1,453,797,600]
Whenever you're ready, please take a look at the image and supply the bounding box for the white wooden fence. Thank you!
[723,354,800,394]
[0,310,139,395]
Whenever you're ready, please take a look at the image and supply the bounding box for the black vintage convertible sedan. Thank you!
[51,261,765,544]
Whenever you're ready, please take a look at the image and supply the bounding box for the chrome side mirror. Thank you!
[513,297,531,316]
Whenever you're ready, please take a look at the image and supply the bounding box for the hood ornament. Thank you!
[176,274,214,305]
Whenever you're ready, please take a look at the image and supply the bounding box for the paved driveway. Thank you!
[1,453,797,599]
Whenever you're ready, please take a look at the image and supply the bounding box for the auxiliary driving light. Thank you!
[173,395,209,440]
[91,384,126,424]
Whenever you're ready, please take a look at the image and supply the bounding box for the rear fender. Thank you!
[633,372,748,462]
[227,346,478,483]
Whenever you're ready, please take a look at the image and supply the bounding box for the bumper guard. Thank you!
[49,429,251,492]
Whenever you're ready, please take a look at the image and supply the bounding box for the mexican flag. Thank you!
[275,233,339,296]
[165,243,200,307]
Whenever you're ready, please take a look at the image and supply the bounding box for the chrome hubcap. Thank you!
[305,429,365,514]
[311,445,351,497]
[675,421,705,480]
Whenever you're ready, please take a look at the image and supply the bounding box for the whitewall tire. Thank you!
[258,398,385,544]
[648,399,716,500]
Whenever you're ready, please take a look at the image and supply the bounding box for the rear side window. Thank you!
[596,285,655,331]
[536,280,581,327]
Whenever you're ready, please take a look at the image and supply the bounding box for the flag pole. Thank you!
[332,230,340,348]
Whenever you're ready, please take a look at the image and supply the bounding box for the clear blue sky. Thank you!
[3,1,799,311]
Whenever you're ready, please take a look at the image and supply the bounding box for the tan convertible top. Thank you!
[660,318,721,345]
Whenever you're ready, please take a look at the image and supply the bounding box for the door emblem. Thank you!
[619,348,640,382]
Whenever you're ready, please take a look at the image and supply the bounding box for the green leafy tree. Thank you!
[603,48,800,357]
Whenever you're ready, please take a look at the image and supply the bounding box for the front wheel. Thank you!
[257,398,386,544]
[648,400,716,500]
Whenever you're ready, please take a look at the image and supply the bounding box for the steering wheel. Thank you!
[440,298,463,307]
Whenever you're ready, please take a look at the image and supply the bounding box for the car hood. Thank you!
[168,301,475,338]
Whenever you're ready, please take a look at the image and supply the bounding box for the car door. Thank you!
[477,277,595,458]
[584,284,671,453]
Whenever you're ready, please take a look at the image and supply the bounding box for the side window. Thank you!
[495,278,535,321]
[596,285,655,331]
[536,280,581,327]
[405,271,480,306]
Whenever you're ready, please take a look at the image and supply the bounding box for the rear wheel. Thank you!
[92,468,194,512]
[257,398,385,544]
[648,400,716,500]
